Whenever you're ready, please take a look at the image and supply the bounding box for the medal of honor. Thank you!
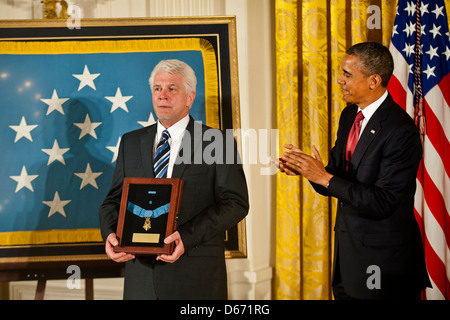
[127,201,170,231]
[143,217,151,231]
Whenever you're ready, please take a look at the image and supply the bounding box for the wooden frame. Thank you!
[0,17,246,269]
[115,178,183,255]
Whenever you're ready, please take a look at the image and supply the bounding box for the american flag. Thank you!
[388,0,450,299]
[0,47,206,247]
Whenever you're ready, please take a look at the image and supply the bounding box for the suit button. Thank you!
[339,201,345,208]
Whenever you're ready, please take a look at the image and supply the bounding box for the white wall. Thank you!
[1,0,275,300]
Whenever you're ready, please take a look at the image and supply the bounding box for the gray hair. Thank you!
[149,59,197,93]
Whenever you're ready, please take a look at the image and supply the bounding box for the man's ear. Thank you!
[187,91,196,108]
[369,74,382,90]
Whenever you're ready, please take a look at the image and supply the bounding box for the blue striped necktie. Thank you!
[153,130,171,178]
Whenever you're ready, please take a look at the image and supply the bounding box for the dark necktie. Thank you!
[345,111,364,171]
[154,130,171,178]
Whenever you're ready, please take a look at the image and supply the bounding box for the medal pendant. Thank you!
[143,217,151,231]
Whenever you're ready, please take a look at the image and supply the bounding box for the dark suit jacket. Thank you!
[312,94,430,299]
[99,116,249,299]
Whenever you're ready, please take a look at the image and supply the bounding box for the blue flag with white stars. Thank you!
[0,41,209,246]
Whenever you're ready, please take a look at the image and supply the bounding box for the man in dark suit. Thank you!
[279,42,430,299]
[99,59,249,299]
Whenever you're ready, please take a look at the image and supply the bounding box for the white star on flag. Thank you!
[404,1,416,16]
[137,112,156,127]
[432,3,444,18]
[430,24,442,38]
[423,64,436,78]
[443,46,450,60]
[426,44,439,59]
[73,114,102,140]
[106,137,121,163]
[9,166,39,192]
[72,65,100,91]
[74,163,103,190]
[41,139,70,165]
[403,42,415,57]
[404,21,416,37]
[42,191,71,218]
[420,2,429,15]
[40,89,70,115]
[105,87,133,113]
[9,116,38,142]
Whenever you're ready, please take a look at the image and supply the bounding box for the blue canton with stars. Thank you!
[390,0,450,95]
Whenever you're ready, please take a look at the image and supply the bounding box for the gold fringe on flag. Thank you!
[0,228,102,246]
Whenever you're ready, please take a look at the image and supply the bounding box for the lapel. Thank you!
[347,94,393,173]
[171,116,203,178]
[140,116,202,178]
[140,125,157,178]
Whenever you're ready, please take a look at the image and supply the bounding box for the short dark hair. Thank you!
[346,42,394,87]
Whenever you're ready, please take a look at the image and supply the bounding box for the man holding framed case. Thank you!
[99,59,249,299]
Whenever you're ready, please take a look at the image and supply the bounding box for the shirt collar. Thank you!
[359,90,388,121]
[156,114,190,143]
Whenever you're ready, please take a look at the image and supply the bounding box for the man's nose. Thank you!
[158,88,168,99]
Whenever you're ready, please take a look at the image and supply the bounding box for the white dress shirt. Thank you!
[358,90,388,138]
[154,115,190,178]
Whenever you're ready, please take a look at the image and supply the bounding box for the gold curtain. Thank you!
[275,0,398,300]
